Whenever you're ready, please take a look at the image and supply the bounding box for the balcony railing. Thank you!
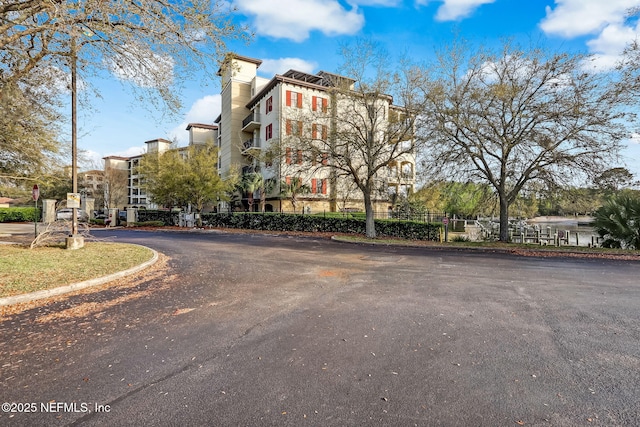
[242,111,261,131]
[242,138,262,153]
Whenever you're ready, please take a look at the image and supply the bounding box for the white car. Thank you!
[56,208,87,221]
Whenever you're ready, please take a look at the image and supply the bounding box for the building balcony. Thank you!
[387,171,415,184]
[241,138,262,155]
[242,111,261,132]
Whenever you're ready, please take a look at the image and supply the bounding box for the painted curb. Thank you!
[0,245,159,307]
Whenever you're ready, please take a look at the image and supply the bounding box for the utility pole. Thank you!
[71,34,78,237]
[66,32,84,249]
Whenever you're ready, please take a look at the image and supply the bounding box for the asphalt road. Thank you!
[1,229,639,426]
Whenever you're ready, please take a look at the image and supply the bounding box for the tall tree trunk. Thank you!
[364,192,376,239]
[499,193,509,242]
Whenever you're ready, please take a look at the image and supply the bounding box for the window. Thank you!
[265,124,273,140]
[285,176,302,187]
[312,96,328,112]
[311,178,327,194]
[265,96,273,114]
[286,119,302,136]
[286,90,302,108]
[312,124,328,141]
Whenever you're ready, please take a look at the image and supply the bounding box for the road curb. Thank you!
[0,244,159,307]
[329,235,640,260]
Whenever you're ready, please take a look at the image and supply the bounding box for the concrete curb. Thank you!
[0,244,159,307]
[329,235,640,259]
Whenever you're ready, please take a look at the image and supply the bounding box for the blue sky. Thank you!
[80,0,640,178]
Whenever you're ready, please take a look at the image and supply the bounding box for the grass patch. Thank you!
[0,242,154,298]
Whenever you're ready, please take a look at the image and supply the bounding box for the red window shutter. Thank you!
[321,179,327,194]
[297,121,303,136]
[321,153,328,165]
[296,150,303,164]
[286,147,292,164]
[312,96,317,111]
[297,92,302,108]
[311,178,317,194]
[286,119,292,135]
[322,125,327,140]
[286,176,291,186]
[322,98,328,112]
[312,124,317,139]
[286,90,291,107]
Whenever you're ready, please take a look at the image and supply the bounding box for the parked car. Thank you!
[56,208,87,221]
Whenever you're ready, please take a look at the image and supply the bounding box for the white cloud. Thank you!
[233,0,364,41]
[540,0,638,38]
[584,22,640,69]
[259,58,318,75]
[540,1,640,71]
[167,95,221,145]
[416,0,496,21]
[349,0,401,5]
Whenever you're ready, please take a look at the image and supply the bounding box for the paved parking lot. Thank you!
[1,229,639,426]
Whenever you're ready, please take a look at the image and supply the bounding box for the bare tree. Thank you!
[1,0,247,114]
[421,41,631,241]
[287,40,427,238]
[103,167,128,210]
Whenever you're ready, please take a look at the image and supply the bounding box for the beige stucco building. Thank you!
[215,54,416,214]
[102,124,218,210]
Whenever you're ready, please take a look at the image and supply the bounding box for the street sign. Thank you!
[32,184,39,201]
[67,193,81,208]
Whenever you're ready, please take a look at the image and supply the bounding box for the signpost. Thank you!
[32,184,39,238]
[442,216,449,242]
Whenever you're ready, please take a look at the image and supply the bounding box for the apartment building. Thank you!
[102,124,217,210]
[215,54,416,214]
[78,169,104,205]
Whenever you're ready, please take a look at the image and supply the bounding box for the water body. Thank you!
[526,216,599,247]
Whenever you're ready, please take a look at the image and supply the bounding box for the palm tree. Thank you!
[259,178,276,213]
[241,173,263,212]
[592,193,640,249]
[280,178,310,214]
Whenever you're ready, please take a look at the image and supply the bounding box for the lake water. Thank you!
[522,217,599,247]
[468,216,601,246]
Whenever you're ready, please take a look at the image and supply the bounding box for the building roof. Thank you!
[216,53,262,76]
[102,155,129,160]
[186,123,218,130]
[246,68,388,110]
[144,138,172,144]
[246,72,334,110]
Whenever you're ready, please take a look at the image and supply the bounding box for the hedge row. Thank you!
[0,207,40,222]
[199,212,441,241]
[138,210,176,225]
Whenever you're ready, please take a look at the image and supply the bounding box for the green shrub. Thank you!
[200,212,440,241]
[138,210,176,225]
[0,207,41,222]
[593,194,640,249]
[90,218,105,225]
